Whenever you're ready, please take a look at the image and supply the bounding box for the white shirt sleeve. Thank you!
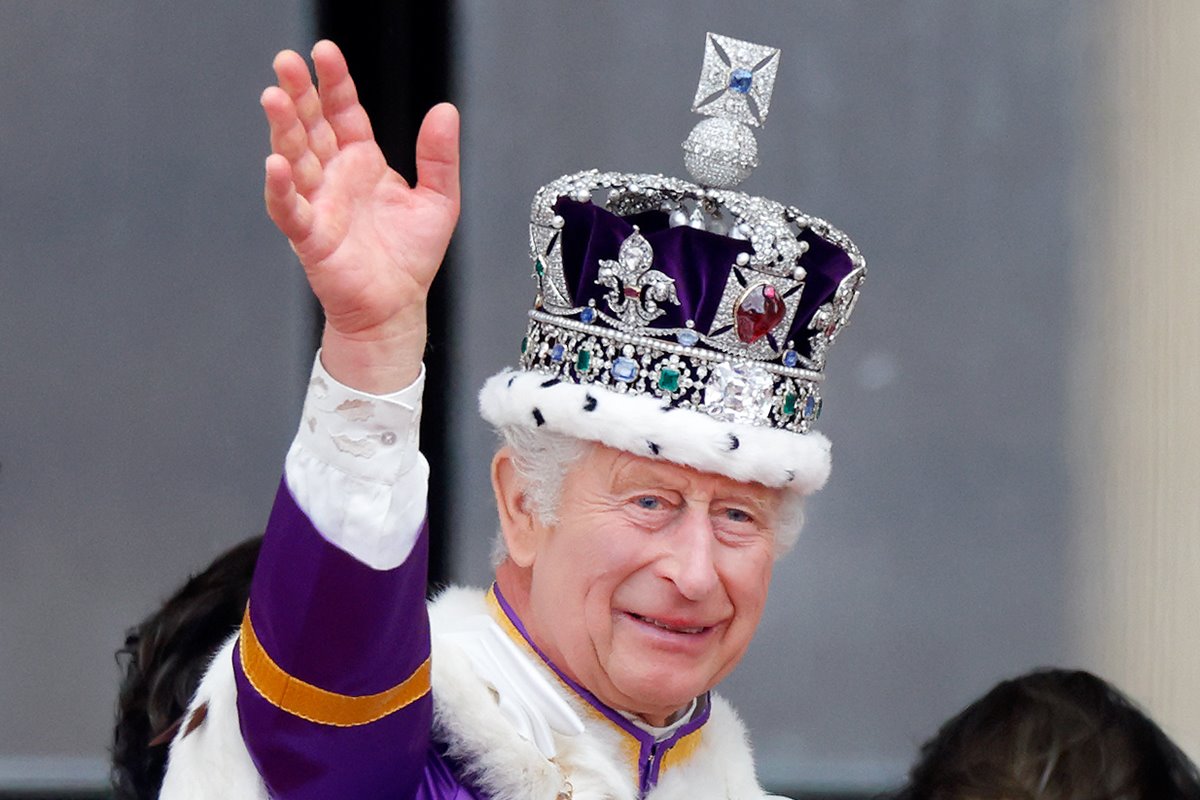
[283,351,430,571]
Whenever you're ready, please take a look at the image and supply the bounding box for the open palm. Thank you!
[261,40,460,391]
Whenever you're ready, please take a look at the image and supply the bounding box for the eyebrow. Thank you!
[608,464,691,495]
[609,462,779,515]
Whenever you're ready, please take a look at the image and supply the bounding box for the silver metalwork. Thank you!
[683,33,781,188]
[690,32,781,128]
[595,228,680,328]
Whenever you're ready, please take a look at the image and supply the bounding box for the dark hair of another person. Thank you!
[893,668,1200,800]
[110,535,263,800]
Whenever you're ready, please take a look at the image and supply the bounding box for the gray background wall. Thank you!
[0,2,310,790]
[2,1,1095,794]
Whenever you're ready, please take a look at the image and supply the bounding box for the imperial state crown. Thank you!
[480,33,866,494]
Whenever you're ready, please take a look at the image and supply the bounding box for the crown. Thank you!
[479,33,867,492]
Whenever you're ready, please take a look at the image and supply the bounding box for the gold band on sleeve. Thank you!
[239,606,430,727]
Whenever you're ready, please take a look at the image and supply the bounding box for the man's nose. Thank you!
[662,508,721,601]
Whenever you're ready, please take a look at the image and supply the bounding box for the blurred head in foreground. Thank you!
[895,668,1200,800]
[111,535,262,800]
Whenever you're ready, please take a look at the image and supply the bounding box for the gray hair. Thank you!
[489,426,807,566]
[490,426,588,566]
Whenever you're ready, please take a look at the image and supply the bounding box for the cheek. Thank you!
[539,526,635,619]
[722,551,774,617]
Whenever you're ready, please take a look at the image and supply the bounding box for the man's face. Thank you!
[519,445,782,725]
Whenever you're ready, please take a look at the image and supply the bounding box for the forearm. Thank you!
[236,353,434,798]
[235,483,432,799]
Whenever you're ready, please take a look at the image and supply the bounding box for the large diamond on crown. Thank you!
[703,362,775,424]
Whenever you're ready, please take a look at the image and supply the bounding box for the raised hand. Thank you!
[260,40,460,393]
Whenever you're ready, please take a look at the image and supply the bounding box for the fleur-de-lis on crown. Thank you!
[596,227,680,328]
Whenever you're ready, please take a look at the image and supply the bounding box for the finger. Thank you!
[263,154,314,244]
[414,103,461,208]
[261,86,324,196]
[272,49,339,165]
[310,39,375,147]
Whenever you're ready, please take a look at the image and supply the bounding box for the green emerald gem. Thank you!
[657,368,681,392]
[576,349,591,373]
[534,257,545,276]
[520,336,528,354]
[783,392,797,416]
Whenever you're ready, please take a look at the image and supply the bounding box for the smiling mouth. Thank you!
[628,613,708,635]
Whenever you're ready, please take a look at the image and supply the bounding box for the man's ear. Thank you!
[491,446,539,567]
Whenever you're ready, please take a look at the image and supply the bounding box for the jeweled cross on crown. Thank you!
[682,33,781,188]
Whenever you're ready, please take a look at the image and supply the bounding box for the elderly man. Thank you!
[161,35,865,800]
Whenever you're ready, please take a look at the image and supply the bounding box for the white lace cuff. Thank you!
[283,352,430,570]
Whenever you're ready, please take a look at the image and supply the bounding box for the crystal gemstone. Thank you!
[580,307,596,323]
[676,329,700,347]
[657,368,681,392]
[612,357,638,383]
[703,362,774,424]
[735,283,786,344]
[729,68,753,94]
[551,343,565,362]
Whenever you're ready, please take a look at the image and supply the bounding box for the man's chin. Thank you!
[613,671,711,720]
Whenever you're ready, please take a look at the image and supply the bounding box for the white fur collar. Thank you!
[428,586,771,800]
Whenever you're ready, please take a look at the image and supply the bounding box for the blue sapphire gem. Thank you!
[803,394,817,418]
[551,343,565,362]
[676,330,699,347]
[729,68,753,94]
[580,307,596,324]
[611,356,638,383]
[783,349,798,368]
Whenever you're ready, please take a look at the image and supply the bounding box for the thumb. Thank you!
[415,102,461,208]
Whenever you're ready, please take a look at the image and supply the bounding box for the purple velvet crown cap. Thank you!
[554,197,857,361]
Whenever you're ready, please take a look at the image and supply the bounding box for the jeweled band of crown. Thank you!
[520,311,824,433]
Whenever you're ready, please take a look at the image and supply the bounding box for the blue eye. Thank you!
[724,508,752,523]
[635,496,661,510]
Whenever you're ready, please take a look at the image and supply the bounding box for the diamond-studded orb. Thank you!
[682,118,759,188]
[703,361,775,424]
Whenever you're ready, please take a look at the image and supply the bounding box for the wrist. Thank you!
[319,321,426,395]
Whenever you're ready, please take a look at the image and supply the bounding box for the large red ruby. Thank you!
[735,283,785,344]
